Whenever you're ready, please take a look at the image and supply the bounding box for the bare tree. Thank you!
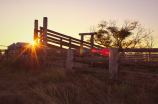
[144,35,157,48]
[85,26,97,43]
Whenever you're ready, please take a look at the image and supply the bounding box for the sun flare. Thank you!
[30,41,36,46]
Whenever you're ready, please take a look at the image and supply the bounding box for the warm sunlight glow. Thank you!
[30,41,36,46]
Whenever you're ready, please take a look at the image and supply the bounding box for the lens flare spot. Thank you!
[92,48,109,56]
[101,49,109,56]
[80,46,82,55]
[92,49,98,53]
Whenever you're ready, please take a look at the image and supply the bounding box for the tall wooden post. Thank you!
[43,17,48,67]
[34,20,38,43]
[43,17,47,46]
[90,34,94,49]
[80,34,84,50]
[66,49,74,71]
[60,38,62,48]
[69,38,72,49]
[109,48,118,80]
[148,52,151,61]
[81,35,84,43]
[90,34,94,66]
[39,27,43,44]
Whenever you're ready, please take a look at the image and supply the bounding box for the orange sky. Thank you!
[0,0,158,49]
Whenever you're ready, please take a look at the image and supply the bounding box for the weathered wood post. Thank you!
[60,38,62,48]
[109,48,118,80]
[39,27,43,44]
[90,34,95,66]
[80,34,84,47]
[80,34,84,52]
[90,34,94,49]
[43,17,48,67]
[69,38,72,49]
[66,49,74,71]
[148,52,151,61]
[34,20,38,43]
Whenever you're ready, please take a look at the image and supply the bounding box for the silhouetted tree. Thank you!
[87,20,154,49]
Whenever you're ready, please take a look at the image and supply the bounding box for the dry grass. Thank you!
[0,56,158,104]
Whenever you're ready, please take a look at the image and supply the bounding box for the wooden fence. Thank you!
[34,17,103,51]
[1,47,158,81]
[64,48,158,81]
[43,48,158,81]
[119,48,158,66]
[33,17,104,67]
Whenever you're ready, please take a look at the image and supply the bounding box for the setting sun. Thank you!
[30,41,36,46]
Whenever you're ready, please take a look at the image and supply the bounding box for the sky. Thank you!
[0,0,158,49]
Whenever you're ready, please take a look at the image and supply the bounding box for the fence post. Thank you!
[43,17,48,67]
[66,49,74,71]
[39,27,43,44]
[34,20,38,43]
[60,38,62,48]
[81,34,84,46]
[69,38,72,49]
[90,34,94,49]
[109,48,118,80]
[148,52,151,61]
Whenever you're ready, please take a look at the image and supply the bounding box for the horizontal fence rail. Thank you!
[118,70,158,79]
[119,48,158,52]
[73,66,108,73]
[74,57,109,63]
[40,27,104,50]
